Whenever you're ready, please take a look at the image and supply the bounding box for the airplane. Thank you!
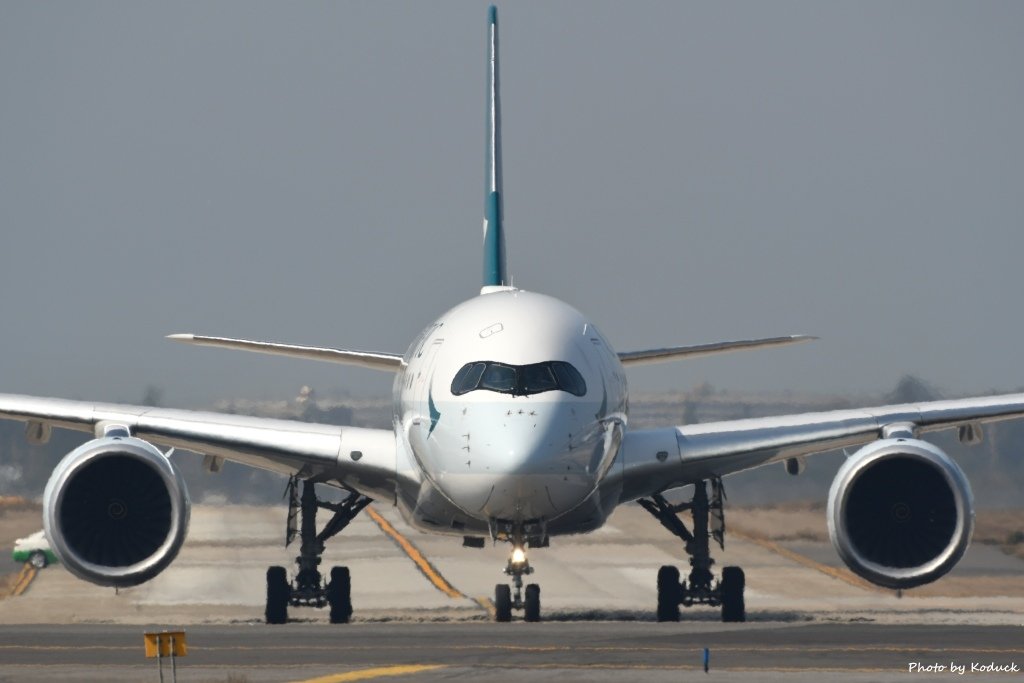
[0,5,1020,625]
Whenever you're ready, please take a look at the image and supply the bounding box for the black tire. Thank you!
[328,566,352,624]
[656,565,680,622]
[524,583,541,622]
[265,566,290,625]
[721,566,745,623]
[29,551,48,569]
[494,584,512,622]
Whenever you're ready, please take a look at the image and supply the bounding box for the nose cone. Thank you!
[433,401,606,522]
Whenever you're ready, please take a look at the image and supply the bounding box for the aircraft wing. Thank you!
[617,335,816,366]
[167,334,404,372]
[616,393,1024,501]
[0,393,400,501]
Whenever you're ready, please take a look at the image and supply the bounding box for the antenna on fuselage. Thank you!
[482,5,508,290]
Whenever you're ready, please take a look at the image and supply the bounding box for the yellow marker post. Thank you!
[143,630,187,683]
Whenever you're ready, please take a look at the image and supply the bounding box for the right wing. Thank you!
[0,393,403,500]
[167,334,404,372]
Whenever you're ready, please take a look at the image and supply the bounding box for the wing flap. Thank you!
[618,335,816,366]
[167,334,404,372]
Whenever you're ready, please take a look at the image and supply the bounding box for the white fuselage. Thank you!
[392,288,628,539]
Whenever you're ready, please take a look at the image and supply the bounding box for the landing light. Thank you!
[511,547,526,565]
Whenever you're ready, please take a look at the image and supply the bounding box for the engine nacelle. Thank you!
[42,435,190,588]
[827,438,973,589]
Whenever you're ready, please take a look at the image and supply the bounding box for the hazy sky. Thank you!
[2,2,1022,407]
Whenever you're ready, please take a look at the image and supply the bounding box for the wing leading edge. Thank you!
[618,335,816,366]
[167,334,404,372]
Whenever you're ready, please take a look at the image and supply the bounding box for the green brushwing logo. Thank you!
[428,388,441,437]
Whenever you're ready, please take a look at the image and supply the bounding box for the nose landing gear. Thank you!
[639,478,746,623]
[494,544,540,622]
[492,520,546,622]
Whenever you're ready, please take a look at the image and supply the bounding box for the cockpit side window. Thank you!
[451,362,487,395]
[551,361,586,397]
[450,361,587,397]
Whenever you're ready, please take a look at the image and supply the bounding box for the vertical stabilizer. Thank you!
[483,5,508,288]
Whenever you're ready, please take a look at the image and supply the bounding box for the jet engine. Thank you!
[42,434,190,587]
[827,437,973,589]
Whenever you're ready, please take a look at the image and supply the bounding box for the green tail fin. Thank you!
[483,5,507,288]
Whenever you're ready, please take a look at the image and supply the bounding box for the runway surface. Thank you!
[0,622,1021,682]
[1,503,1021,681]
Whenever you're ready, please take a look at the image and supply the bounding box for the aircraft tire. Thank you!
[656,565,681,622]
[494,584,512,622]
[721,566,745,622]
[524,583,541,622]
[265,565,289,625]
[328,566,352,624]
[29,551,48,569]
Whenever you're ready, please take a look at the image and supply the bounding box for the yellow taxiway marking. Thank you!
[474,594,496,618]
[292,664,447,683]
[7,563,37,597]
[365,505,465,600]
[730,529,880,591]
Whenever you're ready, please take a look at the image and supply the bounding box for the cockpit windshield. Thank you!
[451,361,587,397]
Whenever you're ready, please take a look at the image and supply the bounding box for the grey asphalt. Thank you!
[0,622,1021,683]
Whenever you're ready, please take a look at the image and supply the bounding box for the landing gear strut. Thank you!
[493,523,544,622]
[265,477,371,624]
[639,478,745,623]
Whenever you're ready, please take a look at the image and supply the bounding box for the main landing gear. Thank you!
[493,523,545,622]
[639,478,745,623]
[265,477,371,625]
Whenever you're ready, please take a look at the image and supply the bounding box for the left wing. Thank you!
[0,393,401,500]
[167,334,404,372]
[615,393,1024,500]
[618,335,816,366]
